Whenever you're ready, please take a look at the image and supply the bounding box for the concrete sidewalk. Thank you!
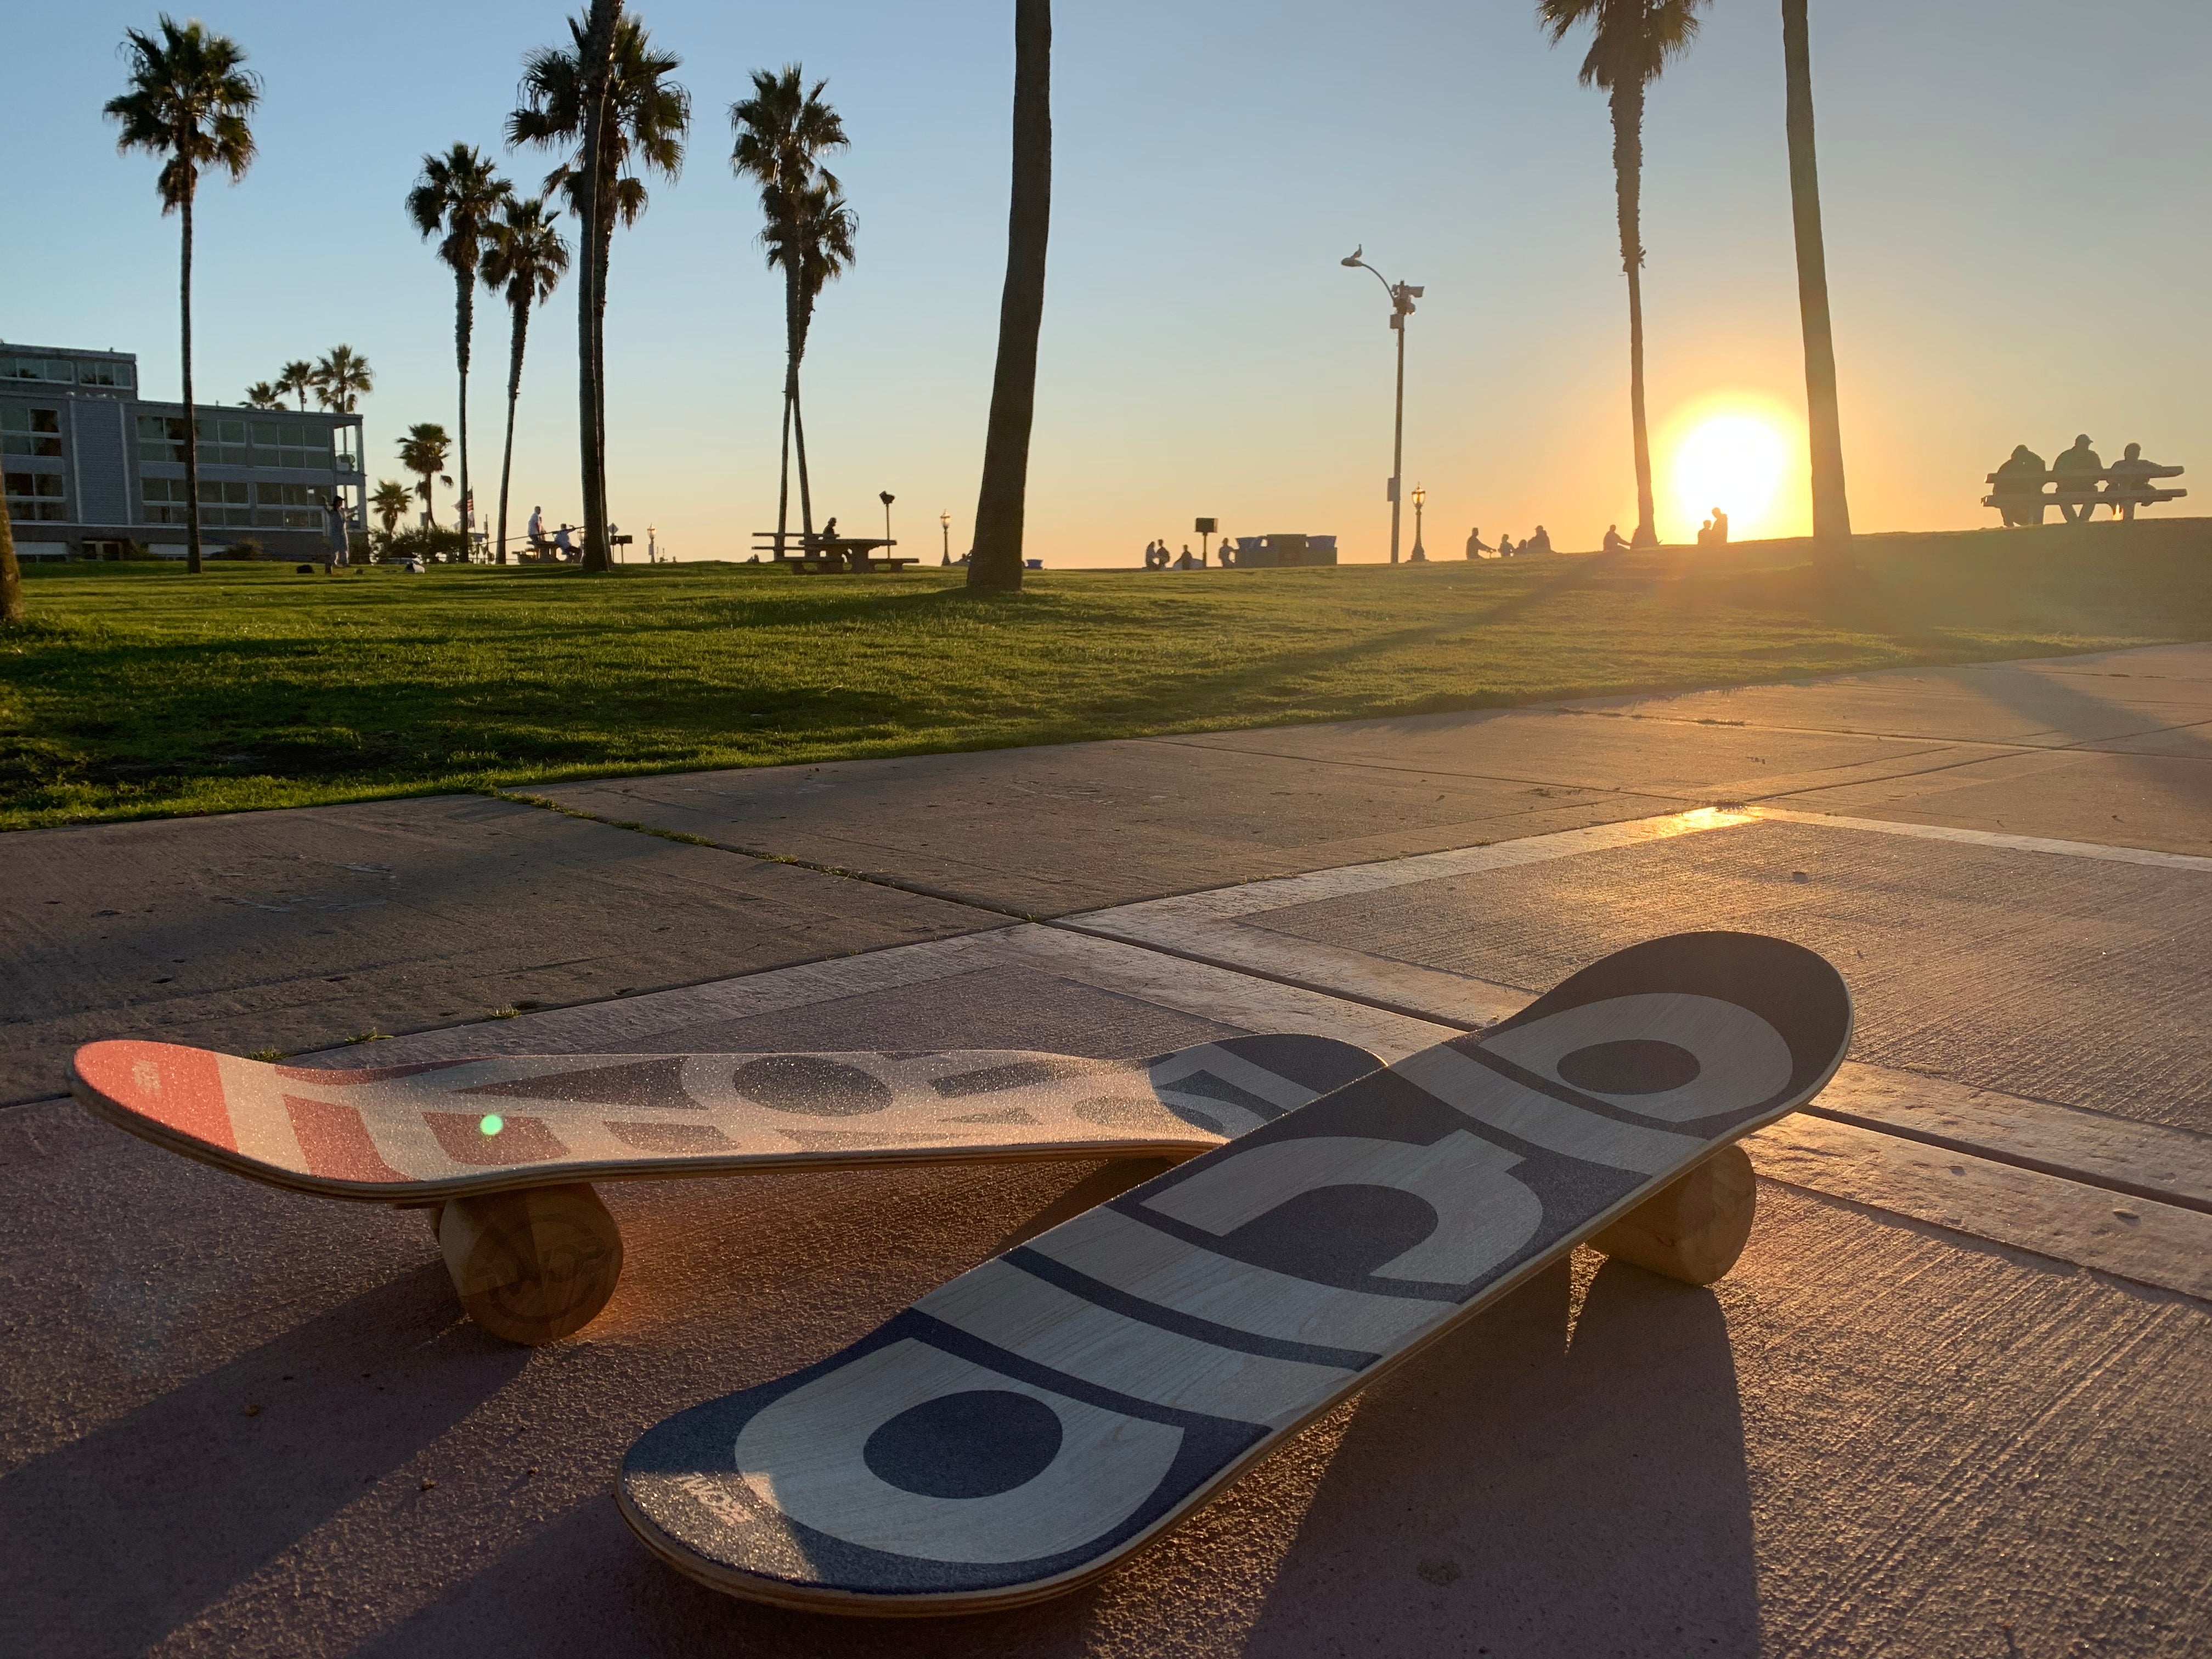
[4,641,2211,1656]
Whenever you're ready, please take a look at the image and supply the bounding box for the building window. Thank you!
[257,481,332,529]
[143,476,255,528]
[76,360,133,388]
[2,407,63,458]
[251,418,334,469]
[137,414,186,464]
[1,356,72,385]
[4,470,67,520]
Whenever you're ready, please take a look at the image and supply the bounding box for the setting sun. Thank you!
[1668,408,1794,542]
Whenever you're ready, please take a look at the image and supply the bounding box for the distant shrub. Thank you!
[216,538,265,562]
[382,525,470,563]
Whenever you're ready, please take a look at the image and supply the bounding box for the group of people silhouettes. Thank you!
[1695,507,1731,546]
[1143,538,1206,569]
[1464,526,1554,558]
[1991,435,2170,526]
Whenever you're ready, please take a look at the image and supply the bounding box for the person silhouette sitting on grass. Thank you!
[1523,524,1554,555]
[1465,526,1492,558]
[1602,523,1628,553]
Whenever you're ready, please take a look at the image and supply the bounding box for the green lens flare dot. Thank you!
[478,1114,504,1137]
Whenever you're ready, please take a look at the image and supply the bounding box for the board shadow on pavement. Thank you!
[1235,1256,1757,1659]
[0,1266,529,1659]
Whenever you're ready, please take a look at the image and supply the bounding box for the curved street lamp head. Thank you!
[1341,246,1364,267]
[1411,484,1426,507]
[880,492,895,507]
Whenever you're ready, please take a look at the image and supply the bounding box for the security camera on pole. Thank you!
[1341,246,1422,564]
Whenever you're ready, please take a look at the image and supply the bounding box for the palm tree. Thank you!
[313,344,374,414]
[105,15,259,577]
[370,478,413,539]
[243,381,284,409]
[276,358,316,410]
[408,145,512,551]
[968,0,1053,591]
[1,494,24,625]
[1538,0,1707,550]
[732,66,853,557]
[479,196,569,565]
[397,424,453,529]
[1783,0,1852,567]
[510,6,689,574]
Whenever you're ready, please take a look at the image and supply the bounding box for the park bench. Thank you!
[751,531,918,573]
[1984,461,2186,524]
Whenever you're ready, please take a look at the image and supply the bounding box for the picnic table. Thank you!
[1984,462,2186,524]
[749,532,918,572]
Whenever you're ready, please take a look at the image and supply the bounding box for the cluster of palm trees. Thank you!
[242,346,373,414]
[103,4,1054,590]
[1538,0,1852,565]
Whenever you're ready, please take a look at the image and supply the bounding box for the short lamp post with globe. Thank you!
[1410,484,1427,562]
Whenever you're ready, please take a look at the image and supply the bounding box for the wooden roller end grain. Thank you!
[1588,1144,1757,1286]
[437,1183,624,1344]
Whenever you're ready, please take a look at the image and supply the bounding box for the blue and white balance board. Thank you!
[618,931,1854,1614]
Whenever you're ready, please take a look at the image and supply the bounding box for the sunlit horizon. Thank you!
[8,1,2209,565]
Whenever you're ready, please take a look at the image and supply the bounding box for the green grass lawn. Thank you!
[3,521,2207,830]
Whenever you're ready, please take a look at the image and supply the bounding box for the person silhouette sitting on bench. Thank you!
[2052,435,2104,523]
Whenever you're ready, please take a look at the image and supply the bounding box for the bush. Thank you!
[381,524,470,563]
[215,538,265,562]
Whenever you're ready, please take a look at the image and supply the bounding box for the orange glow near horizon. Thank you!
[1664,399,1803,543]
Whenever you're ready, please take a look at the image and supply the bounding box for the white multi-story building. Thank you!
[2,341,365,561]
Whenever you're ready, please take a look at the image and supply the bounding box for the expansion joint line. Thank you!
[489,789,1048,925]
[488,787,2206,1217]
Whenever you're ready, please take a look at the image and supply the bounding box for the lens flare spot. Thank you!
[478,1113,504,1137]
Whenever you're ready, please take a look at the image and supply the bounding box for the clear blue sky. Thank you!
[8,1,2209,561]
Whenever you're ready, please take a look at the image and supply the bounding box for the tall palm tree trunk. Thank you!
[1783,0,1853,567]
[180,187,204,575]
[496,302,531,566]
[575,0,620,575]
[454,267,473,556]
[777,263,802,555]
[0,495,24,624]
[594,222,614,566]
[775,390,793,555]
[1610,84,1658,550]
[792,381,815,543]
[968,0,1052,591]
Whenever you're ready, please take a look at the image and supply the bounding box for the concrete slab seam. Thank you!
[1750,807,2212,872]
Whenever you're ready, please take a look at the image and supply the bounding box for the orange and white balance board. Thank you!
[67,1034,1389,1199]
[617,932,1853,1615]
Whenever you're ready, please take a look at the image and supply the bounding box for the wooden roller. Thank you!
[1587,1144,1757,1286]
[436,1183,624,1344]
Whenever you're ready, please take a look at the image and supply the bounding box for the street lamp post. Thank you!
[1341,246,1422,564]
[940,510,951,566]
[1410,484,1427,562]
[880,492,896,561]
